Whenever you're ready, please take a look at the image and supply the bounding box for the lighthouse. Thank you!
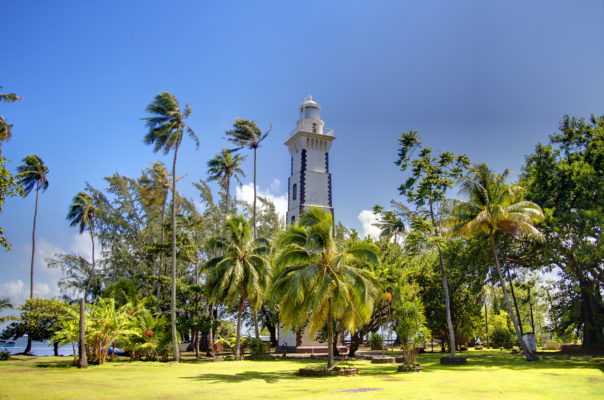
[278,96,336,352]
[285,96,335,226]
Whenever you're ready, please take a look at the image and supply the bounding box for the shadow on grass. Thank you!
[181,370,299,384]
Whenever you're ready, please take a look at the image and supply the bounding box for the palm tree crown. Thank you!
[0,86,22,155]
[207,147,246,211]
[67,192,96,233]
[17,154,49,195]
[273,207,379,366]
[204,214,271,357]
[142,92,199,154]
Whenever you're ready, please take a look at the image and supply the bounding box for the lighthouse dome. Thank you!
[299,95,321,120]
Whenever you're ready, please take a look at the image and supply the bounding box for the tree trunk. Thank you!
[252,148,257,238]
[507,271,524,336]
[528,286,535,333]
[84,222,96,303]
[170,146,180,362]
[260,305,278,347]
[78,299,88,368]
[53,341,59,356]
[207,302,215,357]
[29,187,39,300]
[234,296,245,359]
[157,192,167,303]
[428,200,457,357]
[327,298,334,368]
[253,309,260,339]
[489,233,537,361]
[24,336,32,355]
[348,329,364,357]
[484,301,489,347]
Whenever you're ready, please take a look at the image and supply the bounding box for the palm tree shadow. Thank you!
[181,370,298,384]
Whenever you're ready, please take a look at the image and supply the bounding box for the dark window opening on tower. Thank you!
[292,183,297,200]
[291,216,295,225]
[312,123,317,133]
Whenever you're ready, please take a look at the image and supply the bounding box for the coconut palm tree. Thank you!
[204,215,270,359]
[17,154,49,300]
[224,119,270,239]
[448,163,544,361]
[67,191,97,301]
[207,147,246,214]
[142,91,199,362]
[273,207,379,367]
[0,297,14,323]
[0,86,22,156]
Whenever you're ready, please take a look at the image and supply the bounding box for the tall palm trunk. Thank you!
[25,186,40,355]
[252,148,257,238]
[428,200,456,357]
[157,192,167,302]
[78,299,88,368]
[507,271,524,335]
[327,298,334,368]
[234,296,245,359]
[84,223,96,302]
[207,302,215,357]
[170,146,180,362]
[489,233,537,361]
[253,309,260,339]
[225,176,231,215]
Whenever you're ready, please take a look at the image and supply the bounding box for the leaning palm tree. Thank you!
[207,147,246,214]
[67,191,97,301]
[225,119,270,238]
[204,215,270,359]
[17,154,49,300]
[142,91,199,362]
[273,207,379,368]
[448,163,544,361]
[0,297,14,323]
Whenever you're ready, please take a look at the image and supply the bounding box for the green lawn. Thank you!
[0,350,602,399]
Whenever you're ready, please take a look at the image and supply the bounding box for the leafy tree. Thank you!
[0,157,24,250]
[67,191,97,301]
[448,164,544,361]
[521,115,604,351]
[204,215,270,358]
[393,286,430,364]
[273,207,378,367]
[372,205,405,243]
[395,130,469,358]
[142,91,199,362]
[17,154,49,300]
[1,298,67,355]
[225,119,270,238]
[207,148,246,213]
[0,85,22,156]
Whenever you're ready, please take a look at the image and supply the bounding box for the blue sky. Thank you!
[1,1,603,307]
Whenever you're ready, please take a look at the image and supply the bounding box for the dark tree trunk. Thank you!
[207,302,215,357]
[507,271,524,336]
[234,296,245,359]
[260,305,278,347]
[53,341,59,356]
[24,336,32,355]
[29,187,39,300]
[327,299,334,368]
[348,330,364,357]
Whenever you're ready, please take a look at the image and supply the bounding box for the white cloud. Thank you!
[358,209,381,240]
[235,179,288,221]
[70,233,101,262]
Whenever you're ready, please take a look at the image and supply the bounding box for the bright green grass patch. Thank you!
[0,350,602,399]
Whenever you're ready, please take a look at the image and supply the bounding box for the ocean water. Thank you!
[1,336,74,356]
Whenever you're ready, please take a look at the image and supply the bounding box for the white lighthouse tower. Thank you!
[278,96,336,353]
[285,96,335,226]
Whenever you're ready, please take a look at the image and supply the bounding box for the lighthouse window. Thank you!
[292,183,297,200]
[291,216,296,225]
[312,123,317,133]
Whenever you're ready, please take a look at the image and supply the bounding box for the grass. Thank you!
[0,350,602,399]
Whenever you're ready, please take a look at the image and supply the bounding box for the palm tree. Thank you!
[67,191,97,301]
[0,297,14,323]
[273,207,379,367]
[207,147,246,214]
[204,215,270,359]
[225,119,270,239]
[0,85,22,156]
[142,91,199,362]
[374,210,405,243]
[448,163,544,361]
[17,155,49,300]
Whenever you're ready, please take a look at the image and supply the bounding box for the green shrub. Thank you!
[0,350,10,360]
[490,327,514,348]
[369,332,384,350]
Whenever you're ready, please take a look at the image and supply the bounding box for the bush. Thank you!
[0,350,10,360]
[369,332,384,350]
[490,327,514,349]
